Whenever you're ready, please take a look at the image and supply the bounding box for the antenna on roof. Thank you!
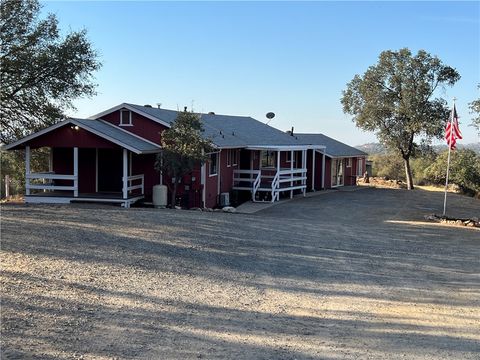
[266,112,275,125]
[156,103,162,109]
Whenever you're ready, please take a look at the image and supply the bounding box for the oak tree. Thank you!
[341,48,460,189]
[0,0,101,144]
[155,109,213,208]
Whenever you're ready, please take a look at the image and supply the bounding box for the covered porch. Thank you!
[233,145,326,202]
[5,118,161,207]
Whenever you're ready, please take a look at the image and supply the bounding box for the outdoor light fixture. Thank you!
[70,125,79,131]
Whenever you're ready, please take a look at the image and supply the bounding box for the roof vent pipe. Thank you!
[208,112,215,115]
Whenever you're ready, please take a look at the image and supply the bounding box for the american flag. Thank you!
[445,104,462,150]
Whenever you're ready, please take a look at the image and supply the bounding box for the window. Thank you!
[226,150,231,167]
[209,153,218,176]
[346,158,352,168]
[120,110,132,126]
[357,158,364,176]
[261,150,275,168]
[227,149,238,167]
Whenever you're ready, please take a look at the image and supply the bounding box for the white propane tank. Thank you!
[152,185,168,208]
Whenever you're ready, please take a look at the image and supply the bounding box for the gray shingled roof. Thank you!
[74,118,161,154]
[295,133,367,157]
[126,104,304,148]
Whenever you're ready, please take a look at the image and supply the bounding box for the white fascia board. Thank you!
[89,103,172,128]
[246,145,323,151]
[98,119,162,149]
[3,119,74,150]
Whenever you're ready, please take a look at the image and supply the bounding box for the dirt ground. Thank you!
[1,188,479,359]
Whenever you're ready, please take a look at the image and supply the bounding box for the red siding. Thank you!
[100,110,167,145]
[26,125,120,149]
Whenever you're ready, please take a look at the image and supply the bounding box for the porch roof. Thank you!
[4,118,161,154]
[295,133,367,158]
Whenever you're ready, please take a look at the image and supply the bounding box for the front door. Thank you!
[97,149,123,192]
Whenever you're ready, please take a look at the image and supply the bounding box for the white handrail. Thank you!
[26,172,78,194]
[271,172,280,202]
[124,174,144,194]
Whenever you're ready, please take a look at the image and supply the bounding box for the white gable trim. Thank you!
[4,118,158,155]
[89,103,172,128]
[4,119,74,150]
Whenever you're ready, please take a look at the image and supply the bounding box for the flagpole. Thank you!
[442,98,456,216]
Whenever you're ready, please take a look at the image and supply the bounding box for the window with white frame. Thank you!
[346,158,352,167]
[120,110,132,126]
[357,158,364,176]
[209,153,218,176]
[227,150,232,167]
[231,149,238,166]
[261,150,275,168]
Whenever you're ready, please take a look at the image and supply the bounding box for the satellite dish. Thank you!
[266,112,275,119]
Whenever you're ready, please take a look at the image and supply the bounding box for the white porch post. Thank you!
[95,149,98,192]
[73,147,78,197]
[322,151,326,190]
[290,150,294,199]
[200,149,205,207]
[312,149,316,191]
[302,149,306,196]
[276,150,280,201]
[48,148,53,172]
[122,148,128,199]
[25,146,31,195]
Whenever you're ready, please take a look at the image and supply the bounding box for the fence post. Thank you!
[5,175,10,198]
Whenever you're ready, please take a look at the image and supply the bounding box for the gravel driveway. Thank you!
[1,188,479,359]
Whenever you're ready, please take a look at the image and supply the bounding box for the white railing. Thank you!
[124,174,144,197]
[271,172,280,202]
[26,172,78,196]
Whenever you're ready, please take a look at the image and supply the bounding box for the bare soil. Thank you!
[1,188,479,359]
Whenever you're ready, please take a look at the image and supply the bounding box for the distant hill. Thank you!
[356,142,480,155]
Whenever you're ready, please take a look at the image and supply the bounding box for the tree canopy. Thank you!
[341,48,460,189]
[0,0,101,144]
[155,109,213,207]
[469,84,480,135]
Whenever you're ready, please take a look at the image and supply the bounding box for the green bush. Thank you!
[424,149,480,195]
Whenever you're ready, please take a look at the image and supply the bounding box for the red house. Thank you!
[5,103,367,208]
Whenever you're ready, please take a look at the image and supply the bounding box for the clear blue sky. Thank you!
[42,1,479,145]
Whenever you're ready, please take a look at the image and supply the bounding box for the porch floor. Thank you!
[25,191,144,207]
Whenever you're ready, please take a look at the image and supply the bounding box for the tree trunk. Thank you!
[403,157,414,190]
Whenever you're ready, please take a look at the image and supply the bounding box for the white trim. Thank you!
[89,103,172,128]
[217,151,221,196]
[25,146,31,195]
[122,149,128,199]
[247,145,325,151]
[322,152,325,190]
[119,109,133,126]
[312,149,316,191]
[4,117,160,155]
[95,149,99,192]
[209,152,218,177]
[73,147,78,197]
[48,149,53,172]
[201,150,206,207]
[4,120,73,150]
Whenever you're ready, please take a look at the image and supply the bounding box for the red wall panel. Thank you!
[100,110,167,145]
